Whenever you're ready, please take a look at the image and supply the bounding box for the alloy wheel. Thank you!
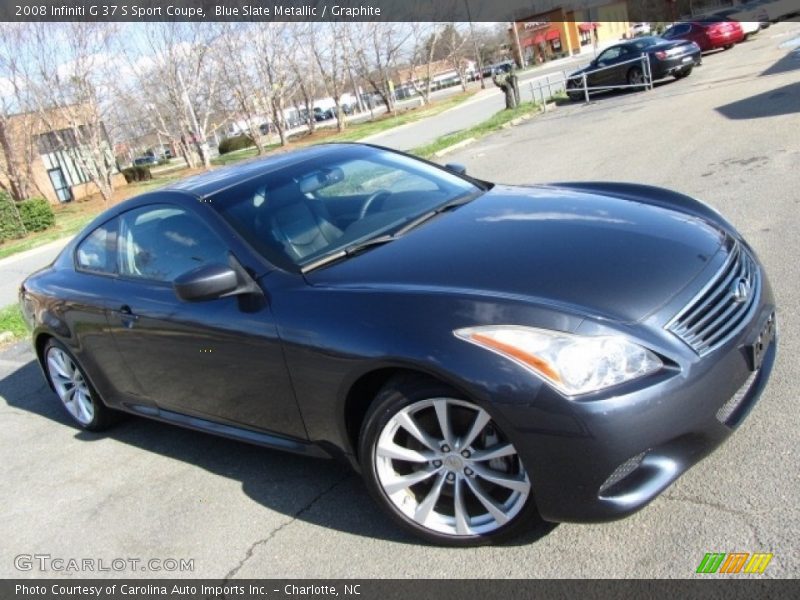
[46,347,95,426]
[374,397,530,537]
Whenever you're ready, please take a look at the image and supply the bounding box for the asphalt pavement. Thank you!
[1,24,798,579]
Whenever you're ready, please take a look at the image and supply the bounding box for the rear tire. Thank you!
[674,66,693,79]
[43,339,119,431]
[358,375,543,546]
[724,44,734,50]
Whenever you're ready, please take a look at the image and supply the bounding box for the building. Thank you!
[0,105,126,204]
[510,1,631,65]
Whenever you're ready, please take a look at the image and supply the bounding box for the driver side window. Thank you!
[598,47,622,63]
[117,205,229,283]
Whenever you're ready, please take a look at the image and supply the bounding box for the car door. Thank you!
[55,218,146,405]
[591,46,624,87]
[105,201,307,439]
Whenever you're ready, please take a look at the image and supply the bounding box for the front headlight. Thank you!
[454,325,662,396]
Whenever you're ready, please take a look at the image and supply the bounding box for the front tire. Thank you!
[44,339,118,431]
[627,66,646,90]
[359,375,541,546]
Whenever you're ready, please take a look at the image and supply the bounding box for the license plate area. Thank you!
[747,313,775,371]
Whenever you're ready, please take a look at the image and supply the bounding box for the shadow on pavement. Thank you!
[715,81,800,120]
[760,49,800,77]
[0,358,557,547]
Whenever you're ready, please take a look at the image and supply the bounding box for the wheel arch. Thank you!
[341,364,484,467]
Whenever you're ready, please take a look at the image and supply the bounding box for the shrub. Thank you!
[218,134,255,155]
[18,197,56,233]
[0,191,26,242]
[121,165,152,183]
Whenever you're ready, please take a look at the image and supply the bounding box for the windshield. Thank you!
[211,146,482,271]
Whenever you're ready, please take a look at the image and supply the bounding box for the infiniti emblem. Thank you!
[731,277,751,304]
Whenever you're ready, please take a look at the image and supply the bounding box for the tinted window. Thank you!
[598,47,623,62]
[664,24,691,37]
[117,205,228,282]
[76,220,117,274]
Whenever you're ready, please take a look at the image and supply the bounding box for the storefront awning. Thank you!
[578,22,599,32]
[545,30,561,41]
[532,33,546,45]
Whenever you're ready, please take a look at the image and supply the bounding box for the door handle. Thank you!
[115,305,139,327]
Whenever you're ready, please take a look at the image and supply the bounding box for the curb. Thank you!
[433,138,477,158]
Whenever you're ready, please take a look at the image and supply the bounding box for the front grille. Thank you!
[667,243,760,356]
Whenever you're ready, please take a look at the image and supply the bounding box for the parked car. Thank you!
[661,21,745,51]
[20,143,776,546]
[701,9,762,39]
[630,22,652,36]
[313,107,334,121]
[482,61,514,78]
[566,37,701,101]
[132,155,159,167]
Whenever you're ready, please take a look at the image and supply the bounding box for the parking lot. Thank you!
[1,23,798,579]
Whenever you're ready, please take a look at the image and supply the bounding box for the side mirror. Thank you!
[445,163,467,176]
[174,263,242,302]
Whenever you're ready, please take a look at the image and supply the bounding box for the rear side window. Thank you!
[117,205,229,282]
[76,220,118,275]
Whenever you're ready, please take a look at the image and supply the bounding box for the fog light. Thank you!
[599,451,646,495]
[717,370,758,425]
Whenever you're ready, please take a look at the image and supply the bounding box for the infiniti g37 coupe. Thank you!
[566,37,702,101]
[20,143,776,545]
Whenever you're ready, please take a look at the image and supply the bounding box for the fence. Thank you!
[526,54,655,111]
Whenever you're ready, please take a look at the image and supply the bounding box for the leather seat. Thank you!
[266,184,343,261]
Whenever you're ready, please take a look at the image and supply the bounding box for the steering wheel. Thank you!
[359,190,391,219]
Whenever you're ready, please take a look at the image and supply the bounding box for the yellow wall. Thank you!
[596,2,631,44]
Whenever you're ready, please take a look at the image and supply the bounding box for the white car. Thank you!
[630,22,652,36]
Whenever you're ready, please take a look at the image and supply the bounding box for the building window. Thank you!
[550,38,562,52]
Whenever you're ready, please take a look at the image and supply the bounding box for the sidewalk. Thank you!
[0,238,69,307]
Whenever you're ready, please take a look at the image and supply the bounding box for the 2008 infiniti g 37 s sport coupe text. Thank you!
[20,143,776,545]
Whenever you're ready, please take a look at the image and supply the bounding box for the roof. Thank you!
[165,143,345,199]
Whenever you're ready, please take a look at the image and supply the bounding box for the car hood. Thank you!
[306,185,727,323]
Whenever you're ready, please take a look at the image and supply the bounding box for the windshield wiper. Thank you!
[394,192,481,236]
[301,192,481,274]
[300,234,398,274]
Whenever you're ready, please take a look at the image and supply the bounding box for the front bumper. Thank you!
[491,292,776,524]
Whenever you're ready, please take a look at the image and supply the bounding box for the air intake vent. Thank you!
[667,243,760,356]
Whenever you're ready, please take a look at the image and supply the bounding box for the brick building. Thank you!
[0,105,126,204]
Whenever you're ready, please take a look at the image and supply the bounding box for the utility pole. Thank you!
[510,21,525,69]
[464,0,485,89]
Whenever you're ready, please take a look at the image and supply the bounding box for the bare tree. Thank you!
[0,24,40,202]
[12,22,121,203]
[216,23,267,154]
[349,23,410,114]
[442,23,473,92]
[309,23,349,132]
[253,22,297,147]
[286,24,320,135]
[406,23,444,106]
[124,22,223,169]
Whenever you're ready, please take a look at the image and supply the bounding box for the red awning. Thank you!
[532,33,546,45]
[545,30,561,41]
[578,22,599,32]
